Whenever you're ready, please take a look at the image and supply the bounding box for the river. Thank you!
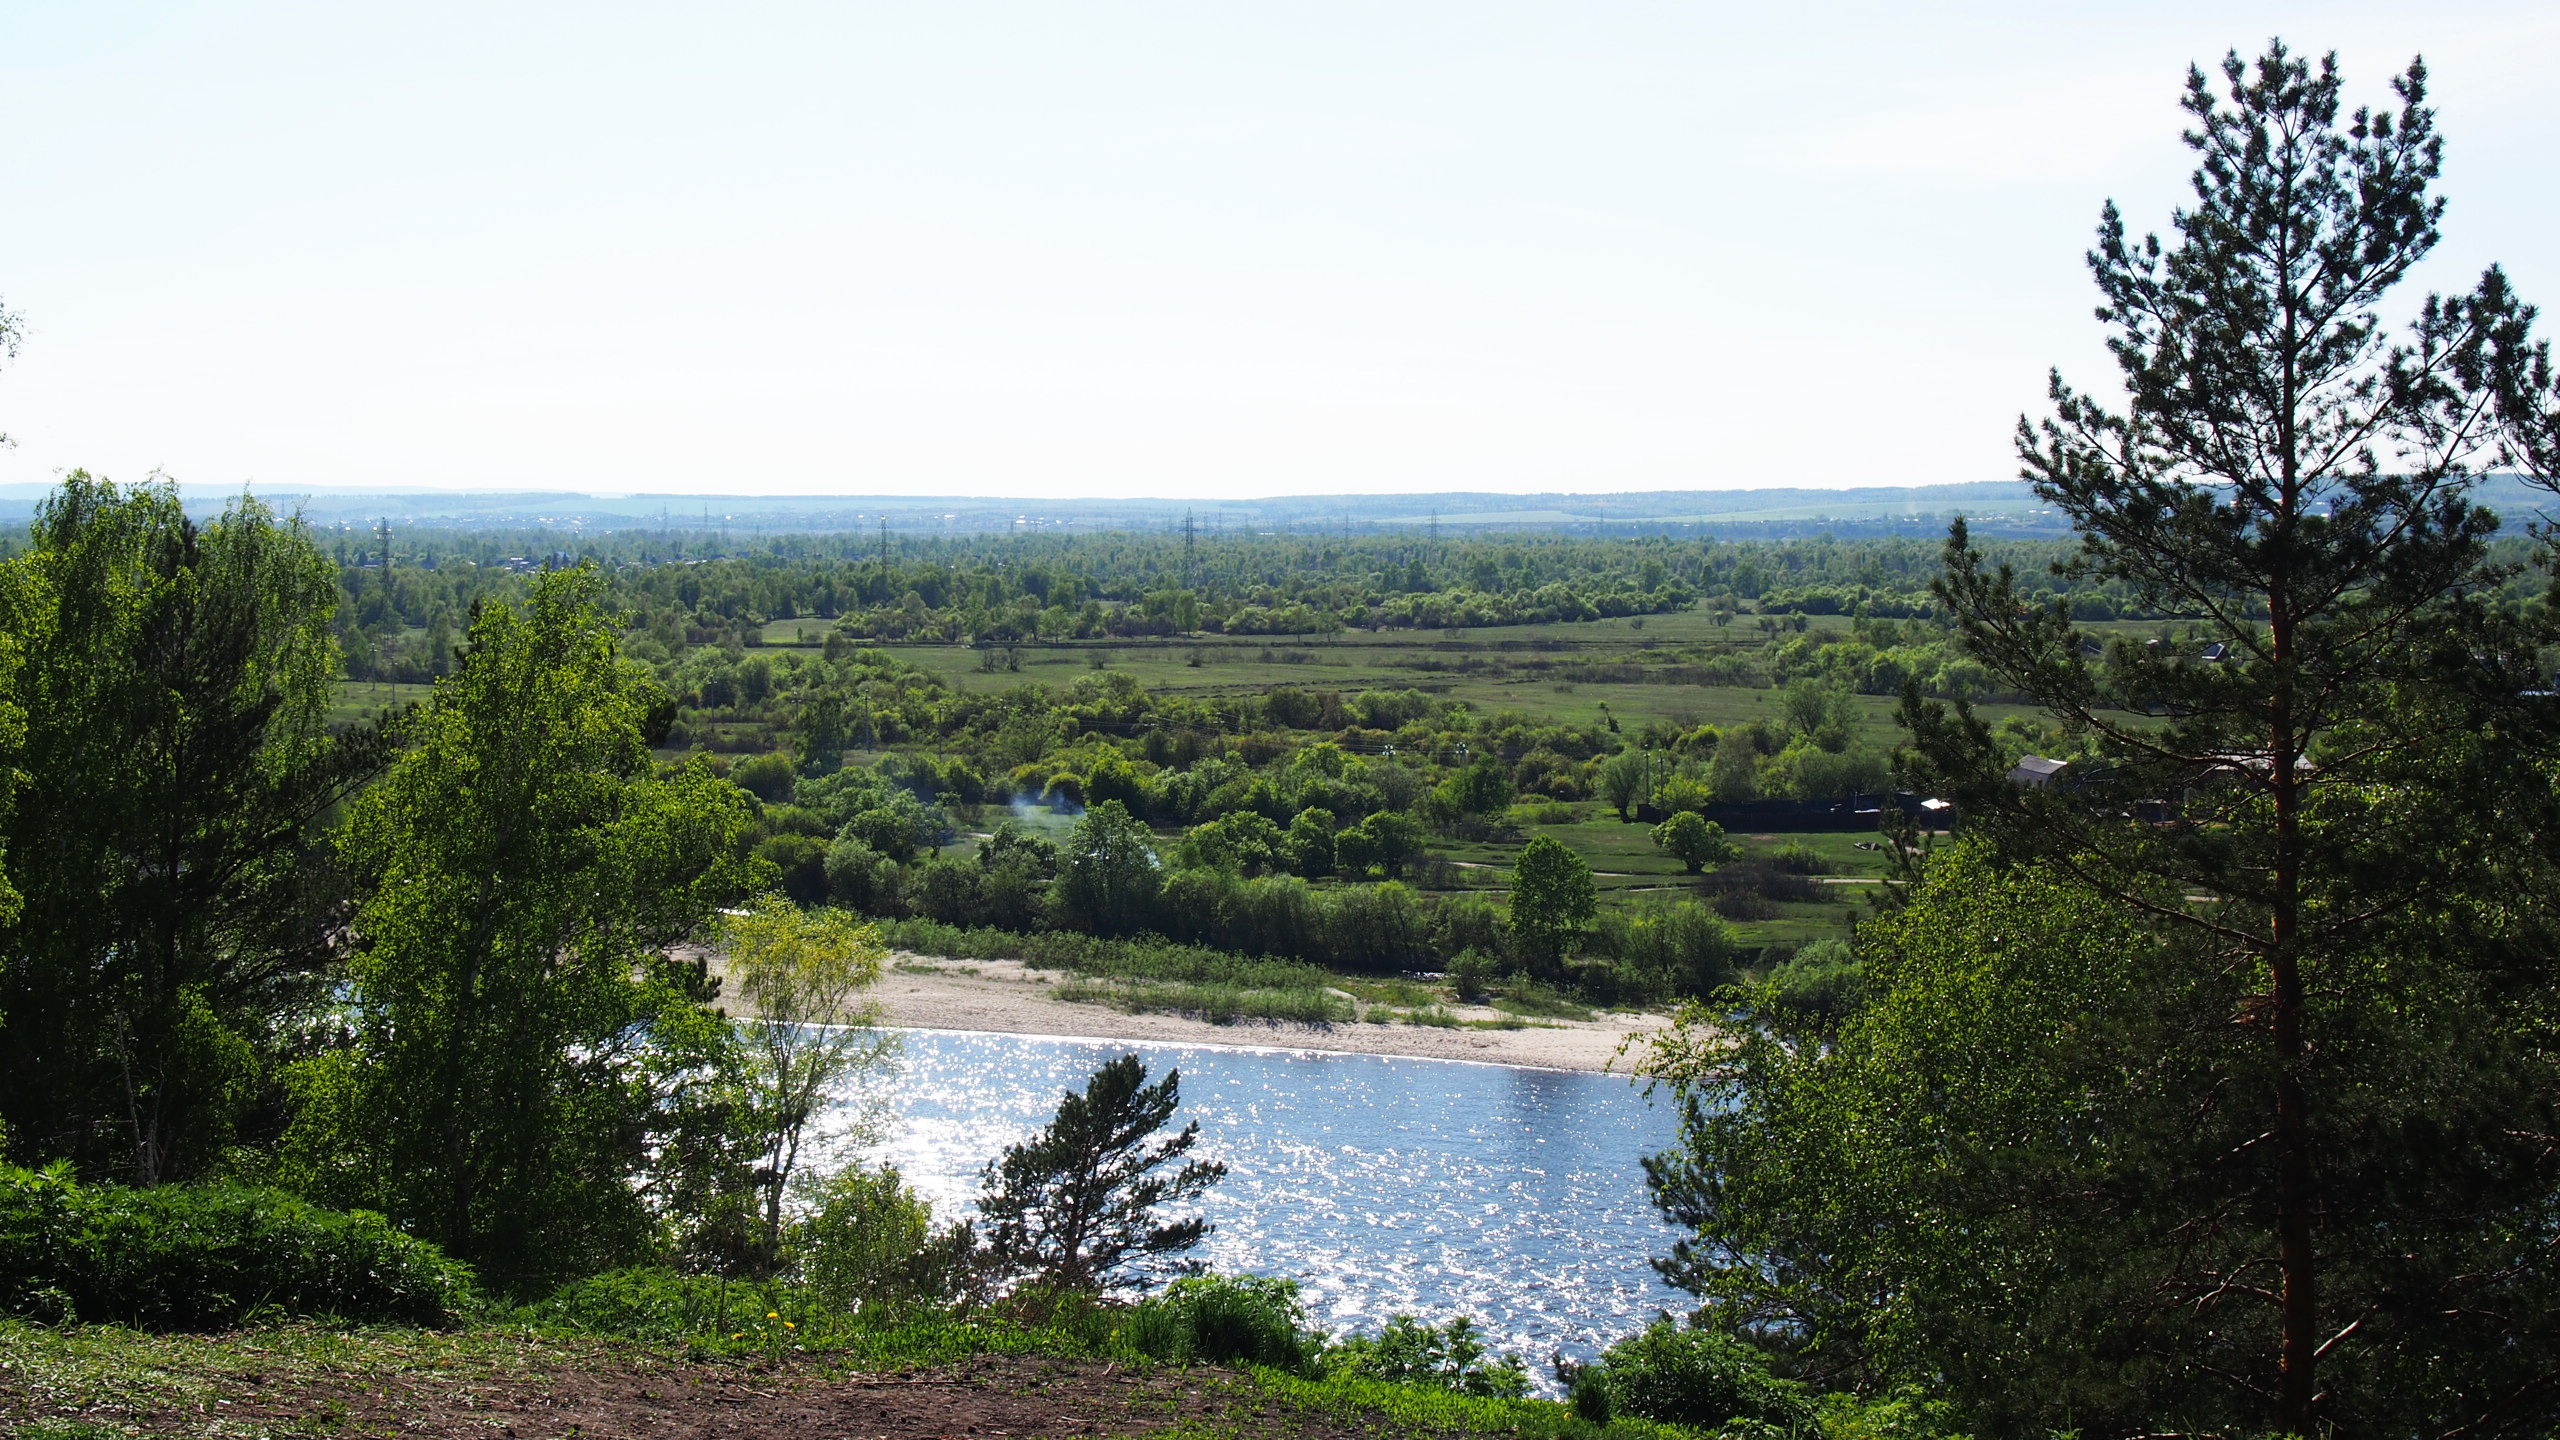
[854,1027,1691,1381]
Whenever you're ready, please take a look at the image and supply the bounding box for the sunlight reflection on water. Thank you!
[852,1027,1689,1380]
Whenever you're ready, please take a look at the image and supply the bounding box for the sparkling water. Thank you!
[853,1027,1691,1381]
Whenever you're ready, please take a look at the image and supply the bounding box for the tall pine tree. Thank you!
[1898,42,2558,1434]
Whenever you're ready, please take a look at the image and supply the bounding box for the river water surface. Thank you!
[860,1028,1689,1377]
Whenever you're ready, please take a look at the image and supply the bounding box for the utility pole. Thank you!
[1183,509,1197,586]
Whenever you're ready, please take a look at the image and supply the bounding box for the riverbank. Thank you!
[866,954,1669,1072]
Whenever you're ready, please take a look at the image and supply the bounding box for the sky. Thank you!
[1,2,2555,500]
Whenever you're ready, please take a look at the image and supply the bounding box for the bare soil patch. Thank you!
[9,1341,1377,1440]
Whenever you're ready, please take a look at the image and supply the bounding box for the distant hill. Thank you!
[0,477,2546,539]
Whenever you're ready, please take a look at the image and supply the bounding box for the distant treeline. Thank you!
[318,528,2222,682]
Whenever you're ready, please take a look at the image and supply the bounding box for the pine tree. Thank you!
[1902,42,2557,1433]
[976,1055,1226,1292]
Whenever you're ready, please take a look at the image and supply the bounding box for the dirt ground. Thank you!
[20,1349,1388,1439]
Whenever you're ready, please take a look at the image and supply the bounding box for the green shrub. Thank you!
[1447,947,1496,1002]
[1120,1274,1322,1375]
[1326,1314,1530,1398]
[0,1163,473,1328]
[1767,840,1836,875]
[1768,938,1864,1018]
[793,1165,963,1311]
[1593,1319,1807,1429]
[525,1266,791,1343]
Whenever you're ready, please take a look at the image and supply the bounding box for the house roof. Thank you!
[2009,754,2068,784]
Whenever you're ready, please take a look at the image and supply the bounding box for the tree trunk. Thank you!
[2268,582,2316,1434]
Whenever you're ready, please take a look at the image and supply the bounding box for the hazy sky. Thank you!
[2,2,2555,499]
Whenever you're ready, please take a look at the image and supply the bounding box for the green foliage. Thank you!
[1587,1319,1809,1430]
[1765,939,1862,1019]
[730,751,797,802]
[1440,757,1515,816]
[0,475,386,1182]
[792,1165,962,1312]
[283,568,760,1293]
[1508,835,1597,976]
[1890,40,2560,1437]
[1766,841,1834,875]
[1325,1314,1529,1398]
[1648,811,1734,874]
[977,1055,1227,1293]
[1643,828,2560,1438]
[1593,900,1742,1001]
[0,1162,473,1327]
[1049,800,1162,936]
[1171,809,1287,876]
[1596,750,1649,821]
[1120,1273,1323,1374]
[710,900,896,1269]
[1446,947,1496,1002]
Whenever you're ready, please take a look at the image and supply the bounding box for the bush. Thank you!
[792,1166,958,1311]
[756,832,832,906]
[1598,899,1743,1000]
[1593,1319,1808,1429]
[1768,841,1837,875]
[1447,948,1496,1002]
[1326,1314,1529,1398]
[0,1163,474,1328]
[1120,1274,1322,1375]
[1768,938,1864,1018]
[526,1266,790,1342]
[731,752,799,803]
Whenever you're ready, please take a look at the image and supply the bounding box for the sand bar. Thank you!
[866,954,1671,1073]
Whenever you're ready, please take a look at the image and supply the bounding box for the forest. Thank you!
[7,37,2560,1440]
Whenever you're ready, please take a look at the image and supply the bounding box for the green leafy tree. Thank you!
[1283,807,1335,879]
[0,476,387,1182]
[1049,799,1161,935]
[284,567,758,1291]
[1347,809,1423,879]
[1439,756,1513,816]
[1649,810,1735,874]
[1171,810,1285,876]
[1597,749,1649,822]
[1890,43,2559,1435]
[718,898,894,1264]
[1707,728,1761,803]
[1508,835,1595,976]
[976,1054,1226,1292]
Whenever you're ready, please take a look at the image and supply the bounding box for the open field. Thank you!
[754,610,2064,733]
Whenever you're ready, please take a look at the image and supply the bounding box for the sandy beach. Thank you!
[864,954,1671,1073]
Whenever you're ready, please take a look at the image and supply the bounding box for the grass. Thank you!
[1246,1364,1699,1440]
[876,920,1338,993]
[1053,977,1353,1025]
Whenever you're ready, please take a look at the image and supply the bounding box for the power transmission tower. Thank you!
[1183,509,1197,585]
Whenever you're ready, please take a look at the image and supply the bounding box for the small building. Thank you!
[2009,754,2068,788]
